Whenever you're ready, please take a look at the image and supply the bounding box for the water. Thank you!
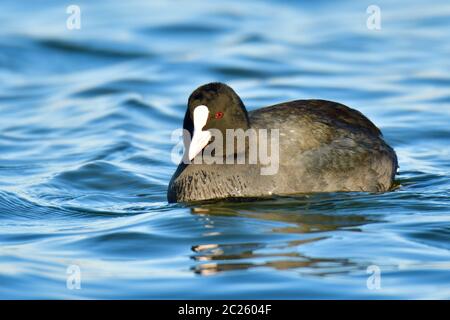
[1,0,449,299]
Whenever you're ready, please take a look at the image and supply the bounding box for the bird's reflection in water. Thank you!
[189,196,380,276]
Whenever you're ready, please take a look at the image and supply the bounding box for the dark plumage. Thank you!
[168,82,398,203]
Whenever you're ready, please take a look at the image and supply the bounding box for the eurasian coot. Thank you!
[168,82,397,203]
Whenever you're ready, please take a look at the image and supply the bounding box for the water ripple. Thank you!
[0,0,449,299]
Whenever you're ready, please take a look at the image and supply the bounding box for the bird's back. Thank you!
[248,99,398,192]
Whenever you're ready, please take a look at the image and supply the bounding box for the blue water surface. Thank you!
[0,0,449,299]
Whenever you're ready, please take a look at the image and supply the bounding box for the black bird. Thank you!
[168,82,397,203]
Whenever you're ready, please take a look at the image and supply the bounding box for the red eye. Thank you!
[215,112,224,119]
